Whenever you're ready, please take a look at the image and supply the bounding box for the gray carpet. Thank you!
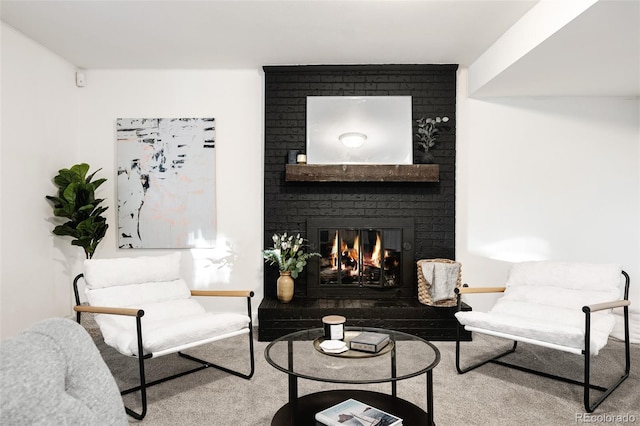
[82,316,639,426]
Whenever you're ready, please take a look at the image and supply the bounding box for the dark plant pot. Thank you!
[417,151,436,164]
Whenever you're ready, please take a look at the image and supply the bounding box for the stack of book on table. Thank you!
[349,331,390,353]
[315,398,402,426]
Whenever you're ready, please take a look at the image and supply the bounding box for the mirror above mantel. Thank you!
[296,95,439,182]
[306,95,413,165]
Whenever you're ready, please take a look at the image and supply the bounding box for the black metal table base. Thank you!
[271,389,432,425]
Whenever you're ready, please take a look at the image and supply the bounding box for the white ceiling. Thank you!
[1,0,638,97]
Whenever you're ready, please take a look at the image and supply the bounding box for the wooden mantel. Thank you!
[285,164,439,182]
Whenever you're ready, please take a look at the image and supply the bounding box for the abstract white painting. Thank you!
[116,118,216,248]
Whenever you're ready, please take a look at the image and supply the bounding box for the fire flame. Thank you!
[330,231,384,274]
[371,234,382,268]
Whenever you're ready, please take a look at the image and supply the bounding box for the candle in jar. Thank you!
[322,315,346,340]
[296,154,307,164]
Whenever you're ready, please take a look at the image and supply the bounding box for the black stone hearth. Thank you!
[258,298,472,341]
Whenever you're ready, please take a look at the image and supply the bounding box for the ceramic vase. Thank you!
[277,271,294,303]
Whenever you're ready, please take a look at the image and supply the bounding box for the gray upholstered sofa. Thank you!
[0,317,128,425]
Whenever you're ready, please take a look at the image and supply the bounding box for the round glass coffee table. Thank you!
[264,326,440,425]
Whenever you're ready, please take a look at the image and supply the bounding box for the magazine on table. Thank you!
[315,398,402,426]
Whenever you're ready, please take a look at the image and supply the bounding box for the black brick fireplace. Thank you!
[258,64,470,341]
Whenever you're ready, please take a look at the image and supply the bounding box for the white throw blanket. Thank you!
[421,262,460,302]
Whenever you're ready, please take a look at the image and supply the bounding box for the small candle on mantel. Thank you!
[296,154,307,164]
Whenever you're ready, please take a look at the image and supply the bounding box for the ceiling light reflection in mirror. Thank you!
[339,132,367,148]
[306,96,413,165]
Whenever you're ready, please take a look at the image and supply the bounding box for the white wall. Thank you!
[1,23,81,338]
[75,69,264,315]
[457,68,640,320]
[1,24,264,339]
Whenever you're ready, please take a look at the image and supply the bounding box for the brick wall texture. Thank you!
[263,65,457,298]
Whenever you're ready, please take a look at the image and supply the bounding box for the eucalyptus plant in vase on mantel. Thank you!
[415,115,451,164]
[263,232,320,303]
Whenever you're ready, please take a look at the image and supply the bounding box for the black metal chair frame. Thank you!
[454,271,630,413]
[73,273,255,420]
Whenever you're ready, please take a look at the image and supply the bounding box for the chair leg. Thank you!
[583,351,630,413]
[122,353,148,420]
[582,306,631,413]
[178,325,256,380]
[120,329,255,420]
[455,320,518,374]
[456,337,518,374]
[121,316,148,420]
[179,295,255,379]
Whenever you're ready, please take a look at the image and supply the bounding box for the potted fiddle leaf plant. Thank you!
[46,163,109,259]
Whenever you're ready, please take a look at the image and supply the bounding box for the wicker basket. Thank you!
[417,258,462,307]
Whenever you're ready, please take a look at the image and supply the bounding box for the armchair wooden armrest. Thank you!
[583,299,630,313]
[455,286,506,295]
[190,290,254,298]
[74,305,144,317]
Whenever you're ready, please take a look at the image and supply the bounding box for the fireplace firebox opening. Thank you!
[307,218,414,299]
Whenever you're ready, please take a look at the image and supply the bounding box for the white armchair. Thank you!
[73,252,255,420]
[454,261,630,413]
